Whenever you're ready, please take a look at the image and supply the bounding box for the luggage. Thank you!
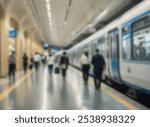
[55,67,60,74]
[29,64,33,69]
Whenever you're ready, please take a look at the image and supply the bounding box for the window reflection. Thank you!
[133,27,150,61]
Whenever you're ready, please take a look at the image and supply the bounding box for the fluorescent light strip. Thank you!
[48,11,51,17]
[45,0,50,3]
[45,0,53,30]
[46,4,50,11]
[96,9,108,21]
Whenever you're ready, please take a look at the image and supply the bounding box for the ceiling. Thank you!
[0,0,142,47]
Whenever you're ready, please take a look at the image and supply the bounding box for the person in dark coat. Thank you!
[29,55,34,70]
[8,51,16,80]
[59,51,70,80]
[22,53,28,73]
[92,49,105,90]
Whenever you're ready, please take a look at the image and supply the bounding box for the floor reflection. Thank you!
[0,65,129,110]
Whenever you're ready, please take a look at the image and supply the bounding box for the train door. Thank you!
[108,29,120,80]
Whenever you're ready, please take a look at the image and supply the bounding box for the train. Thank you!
[56,0,150,101]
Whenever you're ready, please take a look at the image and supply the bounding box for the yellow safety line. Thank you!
[102,90,139,110]
[0,71,33,102]
[72,67,139,110]
[89,78,139,110]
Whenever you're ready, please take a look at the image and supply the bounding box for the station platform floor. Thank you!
[0,65,148,110]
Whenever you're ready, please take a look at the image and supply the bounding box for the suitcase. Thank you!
[55,67,60,74]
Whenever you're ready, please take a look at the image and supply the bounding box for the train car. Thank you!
[67,0,150,99]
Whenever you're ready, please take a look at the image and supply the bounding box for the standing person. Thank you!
[48,54,55,74]
[92,49,105,90]
[8,51,16,80]
[59,51,70,80]
[33,52,41,71]
[22,53,28,73]
[80,51,90,84]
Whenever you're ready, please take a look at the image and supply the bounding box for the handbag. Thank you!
[55,67,60,74]
[61,64,66,69]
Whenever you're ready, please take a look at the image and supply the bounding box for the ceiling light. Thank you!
[46,4,50,11]
[96,9,108,21]
[45,0,53,32]
[45,0,50,3]
[49,22,52,26]
[48,12,51,17]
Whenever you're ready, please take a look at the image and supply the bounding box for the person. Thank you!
[8,51,16,80]
[80,51,90,84]
[135,42,146,60]
[59,51,70,80]
[22,53,28,73]
[47,54,55,74]
[139,42,146,60]
[42,55,46,65]
[33,52,41,71]
[92,49,105,90]
[29,55,34,70]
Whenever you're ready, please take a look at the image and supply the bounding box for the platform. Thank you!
[0,65,148,110]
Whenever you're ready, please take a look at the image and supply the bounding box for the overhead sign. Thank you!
[9,29,17,38]
[43,43,49,49]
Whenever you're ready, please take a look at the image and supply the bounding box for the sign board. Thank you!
[9,29,17,38]
[43,43,49,49]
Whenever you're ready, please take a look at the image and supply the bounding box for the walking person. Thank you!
[29,55,34,70]
[59,51,70,80]
[48,54,55,74]
[42,55,46,65]
[33,52,41,71]
[80,51,90,85]
[8,51,16,80]
[92,49,105,90]
[22,53,28,73]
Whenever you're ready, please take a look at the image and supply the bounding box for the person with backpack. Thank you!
[59,51,70,80]
[92,49,105,90]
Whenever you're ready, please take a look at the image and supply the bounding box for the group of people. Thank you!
[47,49,105,90]
[8,52,29,80]
[80,49,105,89]
[47,51,70,81]
[8,49,105,90]
[8,51,44,80]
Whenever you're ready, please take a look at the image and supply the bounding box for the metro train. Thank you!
[56,1,150,99]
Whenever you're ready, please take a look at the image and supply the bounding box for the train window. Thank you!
[122,26,131,60]
[122,38,131,60]
[115,34,119,57]
[92,41,96,54]
[122,27,129,34]
[131,16,150,61]
[132,16,150,32]
[111,35,115,58]
[132,27,150,61]
[98,38,105,56]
